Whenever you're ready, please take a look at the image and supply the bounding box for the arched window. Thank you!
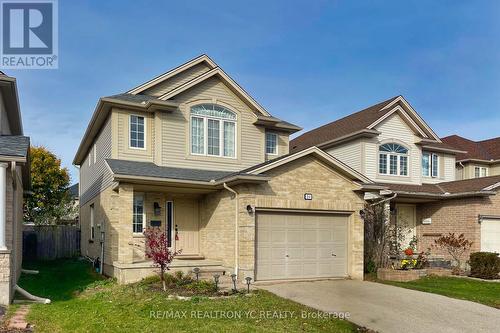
[190,104,236,157]
[379,143,408,176]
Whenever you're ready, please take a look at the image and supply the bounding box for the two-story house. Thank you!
[291,96,500,260]
[74,55,375,283]
[0,73,30,305]
[441,135,500,180]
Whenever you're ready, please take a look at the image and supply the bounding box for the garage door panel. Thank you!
[256,212,348,281]
[481,219,500,253]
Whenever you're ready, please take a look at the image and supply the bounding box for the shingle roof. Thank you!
[378,175,500,196]
[290,97,399,152]
[441,135,500,161]
[68,183,79,198]
[106,159,236,182]
[0,135,29,157]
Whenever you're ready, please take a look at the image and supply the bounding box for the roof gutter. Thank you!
[394,190,496,199]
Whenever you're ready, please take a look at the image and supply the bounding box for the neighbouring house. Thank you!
[74,55,371,284]
[58,183,80,225]
[291,96,500,261]
[441,135,500,180]
[0,73,30,305]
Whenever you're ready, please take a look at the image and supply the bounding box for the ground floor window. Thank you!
[133,194,145,233]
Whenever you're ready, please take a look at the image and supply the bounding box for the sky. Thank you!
[8,0,500,183]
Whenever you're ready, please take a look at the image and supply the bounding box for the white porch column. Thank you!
[0,163,8,250]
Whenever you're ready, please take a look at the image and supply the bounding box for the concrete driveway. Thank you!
[259,280,500,333]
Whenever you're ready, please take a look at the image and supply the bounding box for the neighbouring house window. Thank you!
[379,143,408,176]
[190,104,236,157]
[88,150,92,167]
[130,115,145,149]
[431,153,439,177]
[266,132,278,155]
[133,194,145,233]
[475,166,488,178]
[90,204,95,240]
[93,144,97,164]
[422,153,430,177]
[422,152,439,177]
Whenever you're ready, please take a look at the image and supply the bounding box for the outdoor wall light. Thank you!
[193,267,200,281]
[245,276,252,293]
[230,273,237,292]
[153,202,161,216]
[246,205,254,215]
[213,273,220,291]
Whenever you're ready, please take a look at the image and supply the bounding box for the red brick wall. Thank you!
[415,192,500,260]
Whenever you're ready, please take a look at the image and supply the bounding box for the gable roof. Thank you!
[241,146,373,184]
[290,96,449,153]
[376,175,500,199]
[0,73,23,135]
[74,55,301,165]
[127,54,217,95]
[441,135,500,162]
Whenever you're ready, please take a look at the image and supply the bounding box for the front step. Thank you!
[176,255,206,260]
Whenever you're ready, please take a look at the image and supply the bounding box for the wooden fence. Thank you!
[23,225,81,261]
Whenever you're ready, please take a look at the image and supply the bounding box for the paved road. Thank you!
[259,280,500,333]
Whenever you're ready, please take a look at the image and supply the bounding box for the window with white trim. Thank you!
[422,152,439,177]
[379,143,408,176]
[93,144,97,164]
[190,104,236,158]
[474,166,488,178]
[130,115,145,149]
[133,194,145,233]
[90,204,95,240]
[266,132,277,155]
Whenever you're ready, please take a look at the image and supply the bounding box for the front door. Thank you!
[173,198,199,255]
[396,204,417,250]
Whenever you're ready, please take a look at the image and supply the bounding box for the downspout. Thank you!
[223,183,239,277]
[458,161,465,179]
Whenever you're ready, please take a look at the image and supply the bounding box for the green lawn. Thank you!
[18,259,361,333]
[378,275,500,308]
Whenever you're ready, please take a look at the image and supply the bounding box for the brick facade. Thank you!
[415,191,500,260]
[82,155,366,283]
[0,166,24,305]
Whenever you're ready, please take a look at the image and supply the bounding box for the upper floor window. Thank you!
[130,115,145,149]
[422,152,439,177]
[190,104,236,158]
[474,166,488,178]
[266,132,277,155]
[379,143,408,176]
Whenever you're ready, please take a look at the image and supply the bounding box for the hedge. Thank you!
[469,252,500,279]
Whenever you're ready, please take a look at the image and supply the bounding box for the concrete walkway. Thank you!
[259,280,500,333]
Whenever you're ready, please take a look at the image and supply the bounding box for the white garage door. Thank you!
[256,211,348,281]
[481,218,500,253]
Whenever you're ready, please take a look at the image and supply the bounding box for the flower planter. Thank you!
[377,267,453,281]
[377,268,426,282]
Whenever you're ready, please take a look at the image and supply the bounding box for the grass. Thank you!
[18,259,362,333]
[377,275,500,308]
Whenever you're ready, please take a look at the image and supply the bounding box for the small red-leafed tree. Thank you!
[433,233,472,274]
[144,227,181,291]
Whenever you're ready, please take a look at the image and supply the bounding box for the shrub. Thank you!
[433,233,472,274]
[469,252,500,279]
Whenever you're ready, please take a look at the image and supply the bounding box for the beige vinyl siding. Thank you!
[114,109,155,163]
[80,116,113,205]
[160,76,265,171]
[371,113,421,184]
[326,139,363,173]
[0,92,11,135]
[491,163,500,176]
[265,132,289,161]
[142,63,211,97]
